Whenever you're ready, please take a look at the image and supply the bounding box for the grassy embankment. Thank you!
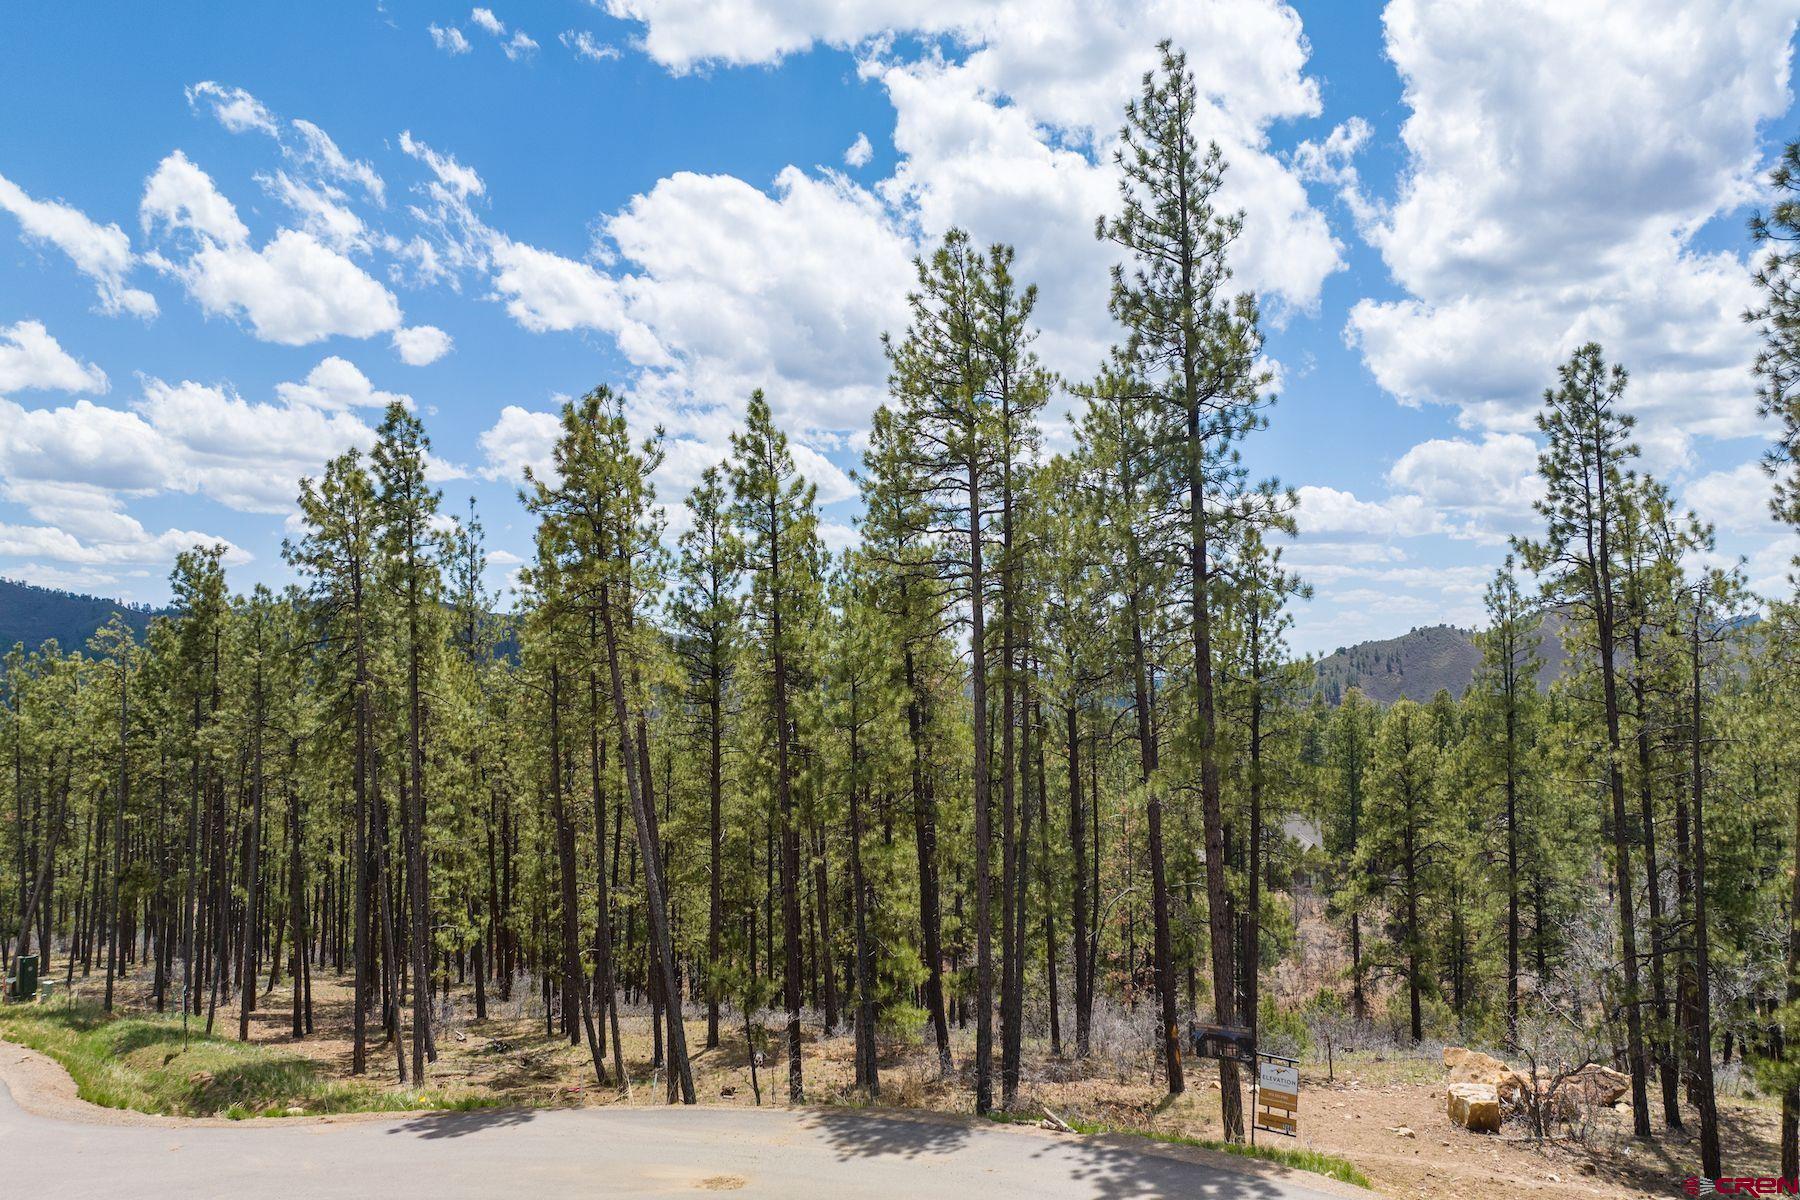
[0,1000,503,1119]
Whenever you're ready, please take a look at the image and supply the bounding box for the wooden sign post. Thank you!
[1254,1053,1300,1142]
[1189,1022,1256,1065]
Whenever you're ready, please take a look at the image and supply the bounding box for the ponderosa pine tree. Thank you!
[525,386,695,1104]
[1222,530,1306,1048]
[672,466,740,1050]
[372,401,444,1083]
[1325,694,1378,1025]
[236,585,276,1041]
[286,449,380,1072]
[967,242,1050,1112]
[1072,359,1176,1066]
[1037,447,1110,1057]
[728,389,822,1105]
[1515,342,1652,1136]
[1358,698,1445,1043]
[1677,555,1741,1180]
[1470,560,1541,1045]
[883,228,1002,1112]
[168,544,227,1037]
[858,405,958,1075]
[88,616,136,1014]
[823,558,886,1095]
[1749,138,1800,1182]
[1099,41,1279,1124]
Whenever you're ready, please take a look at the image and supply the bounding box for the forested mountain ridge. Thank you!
[7,575,1508,682]
[0,577,160,653]
[1311,615,1568,703]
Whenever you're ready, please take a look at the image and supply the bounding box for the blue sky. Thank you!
[2,0,1796,654]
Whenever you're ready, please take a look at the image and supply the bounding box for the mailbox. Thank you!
[11,953,38,1001]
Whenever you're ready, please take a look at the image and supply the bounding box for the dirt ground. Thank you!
[1292,1055,1780,1200]
[37,967,1786,1198]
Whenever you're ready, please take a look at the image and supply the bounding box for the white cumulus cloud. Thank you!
[430,24,472,55]
[141,152,404,346]
[0,172,158,318]
[1347,0,1800,468]
[561,30,620,62]
[0,321,107,396]
[392,324,454,365]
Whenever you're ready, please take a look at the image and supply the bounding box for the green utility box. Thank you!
[10,953,38,1001]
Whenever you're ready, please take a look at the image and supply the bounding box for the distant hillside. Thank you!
[0,578,524,661]
[1312,615,1568,705]
[0,578,161,654]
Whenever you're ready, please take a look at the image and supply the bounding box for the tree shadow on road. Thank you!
[806,1106,1320,1199]
[1051,1134,1313,1199]
[384,1106,540,1140]
[801,1107,974,1160]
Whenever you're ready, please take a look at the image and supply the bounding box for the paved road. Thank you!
[0,1067,1351,1200]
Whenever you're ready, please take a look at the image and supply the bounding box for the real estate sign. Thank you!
[1255,1057,1299,1137]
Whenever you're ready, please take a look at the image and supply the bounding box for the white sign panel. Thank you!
[1259,1062,1298,1094]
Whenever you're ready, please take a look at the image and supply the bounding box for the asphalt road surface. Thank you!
[0,1062,1353,1199]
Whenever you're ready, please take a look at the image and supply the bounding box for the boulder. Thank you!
[1446,1083,1502,1134]
[1443,1046,1531,1106]
[1443,1047,1511,1085]
[1564,1063,1630,1107]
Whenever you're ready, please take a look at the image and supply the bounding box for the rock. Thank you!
[1446,1083,1502,1133]
[1393,1126,1415,1139]
[719,1085,737,1098]
[1443,1047,1512,1087]
[1444,1045,1534,1107]
[1565,1063,1630,1107]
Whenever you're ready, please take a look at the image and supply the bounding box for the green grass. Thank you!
[0,1001,505,1119]
[987,1111,1371,1189]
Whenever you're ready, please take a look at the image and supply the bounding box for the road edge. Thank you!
[0,1034,1375,1196]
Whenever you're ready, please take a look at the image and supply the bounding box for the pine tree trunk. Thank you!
[1067,702,1091,1057]
[847,682,879,1095]
[1505,657,1520,1045]
[1129,583,1182,1094]
[1632,633,1680,1129]
[598,582,694,1104]
[967,461,995,1115]
[103,668,127,1012]
[1783,763,1799,1182]
[1595,588,1650,1133]
[1689,610,1721,1175]
[238,666,264,1042]
[1185,396,1235,1133]
[1035,696,1060,1058]
[905,645,952,1076]
[588,666,625,1084]
[706,638,724,1050]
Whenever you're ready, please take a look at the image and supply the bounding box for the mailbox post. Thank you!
[11,953,38,1001]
